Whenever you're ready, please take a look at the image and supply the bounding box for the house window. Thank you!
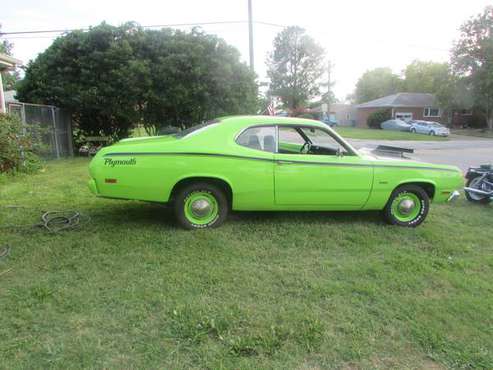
[424,107,440,117]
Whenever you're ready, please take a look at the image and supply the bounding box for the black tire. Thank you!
[383,185,430,227]
[174,182,228,229]
[465,176,492,204]
[429,130,435,136]
[410,128,416,133]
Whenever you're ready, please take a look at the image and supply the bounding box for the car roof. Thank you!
[218,115,328,129]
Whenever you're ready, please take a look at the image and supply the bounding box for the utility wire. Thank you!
[0,20,285,37]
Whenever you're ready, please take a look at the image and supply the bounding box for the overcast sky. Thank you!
[1,0,491,100]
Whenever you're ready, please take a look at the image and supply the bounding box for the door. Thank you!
[274,125,373,208]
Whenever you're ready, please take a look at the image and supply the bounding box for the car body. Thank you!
[381,119,411,132]
[88,115,463,228]
[409,120,450,136]
[320,116,337,127]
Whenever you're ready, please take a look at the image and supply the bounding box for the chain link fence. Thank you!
[7,102,73,159]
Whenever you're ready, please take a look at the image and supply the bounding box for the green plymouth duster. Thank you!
[88,116,463,229]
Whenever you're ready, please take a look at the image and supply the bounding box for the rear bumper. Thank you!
[88,178,98,195]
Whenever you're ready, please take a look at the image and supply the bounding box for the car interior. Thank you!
[237,125,350,156]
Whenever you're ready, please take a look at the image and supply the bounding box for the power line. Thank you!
[0,20,285,37]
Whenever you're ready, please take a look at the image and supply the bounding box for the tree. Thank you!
[403,60,451,94]
[267,26,326,111]
[452,6,493,129]
[403,60,460,124]
[354,68,403,104]
[17,23,258,139]
[0,24,19,91]
[137,28,258,135]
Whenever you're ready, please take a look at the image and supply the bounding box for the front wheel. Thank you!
[410,128,416,133]
[174,182,228,229]
[383,185,430,227]
[429,130,435,136]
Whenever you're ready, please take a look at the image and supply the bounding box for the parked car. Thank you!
[320,116,337,127]
[381,119,411,132]
[409,120,450,136]
[88,116,463,229]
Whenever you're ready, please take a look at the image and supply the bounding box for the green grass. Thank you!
[334,127,448,141]
[452,128,493,139]
[1,159,492,369]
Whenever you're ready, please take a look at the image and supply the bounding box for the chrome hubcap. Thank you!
[191,199,212,217]
[398,199,415,214]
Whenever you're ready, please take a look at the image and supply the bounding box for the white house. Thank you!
[0,53,22,113]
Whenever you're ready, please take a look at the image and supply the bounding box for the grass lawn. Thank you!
[1,159,492,369]
[334,127,449,141]
[451,128,493,139]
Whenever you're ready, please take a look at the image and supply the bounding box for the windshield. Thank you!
[174,120,220,138]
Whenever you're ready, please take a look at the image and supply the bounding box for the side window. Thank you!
[278,126,349,156]
[278,127,306,153]
[236,126,276,152]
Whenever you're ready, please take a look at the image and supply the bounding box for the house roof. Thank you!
[356,93,437,108]
[0,53,22,70]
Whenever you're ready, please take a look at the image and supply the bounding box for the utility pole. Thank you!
[326,61,333,116]
[327,60,332,101]
[248,0,254,72]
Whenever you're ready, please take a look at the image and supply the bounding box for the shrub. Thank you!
[367,108,392,129]
[0,113,42,173]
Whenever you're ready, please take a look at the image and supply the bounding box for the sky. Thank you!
[1,0,491,101]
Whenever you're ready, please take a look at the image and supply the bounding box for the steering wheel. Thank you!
[300,142,312,154]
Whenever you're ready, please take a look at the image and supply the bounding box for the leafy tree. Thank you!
[367,108,391,129]
[0,24,19,91]
[267,26,326,111]
[17,23,258,139]
[403,60,461,124]
[354,68,403,104]
[452,6,493,129]
[137,28,257,135]
[403,60,451,94]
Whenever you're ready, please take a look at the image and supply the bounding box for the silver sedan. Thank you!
[409,120,450,136]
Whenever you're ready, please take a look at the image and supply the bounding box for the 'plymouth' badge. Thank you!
[104,158,137,167]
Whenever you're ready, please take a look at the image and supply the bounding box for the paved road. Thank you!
[348,135,493,172]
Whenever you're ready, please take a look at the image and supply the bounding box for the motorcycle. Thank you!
[464,164,493,204]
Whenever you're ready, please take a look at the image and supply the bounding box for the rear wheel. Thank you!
[465,176,492,204]
[429,130,435,136]
[174,183,228,229]
[410,128,416,133]
[384,185,430,227]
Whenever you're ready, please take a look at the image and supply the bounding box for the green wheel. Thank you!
[384,185,429,227]
[174,182,228,229]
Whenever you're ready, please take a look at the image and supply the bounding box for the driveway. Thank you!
[348,135,493,172]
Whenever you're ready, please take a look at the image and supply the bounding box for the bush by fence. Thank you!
[0,113,42,174]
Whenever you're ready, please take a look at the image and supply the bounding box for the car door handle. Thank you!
[276,160,294,165]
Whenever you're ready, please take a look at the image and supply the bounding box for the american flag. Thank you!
[266,101,275,116]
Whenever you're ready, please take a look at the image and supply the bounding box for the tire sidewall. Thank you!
[384,185,430,227]
[174,183,228,229]
[465,176,492,204]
